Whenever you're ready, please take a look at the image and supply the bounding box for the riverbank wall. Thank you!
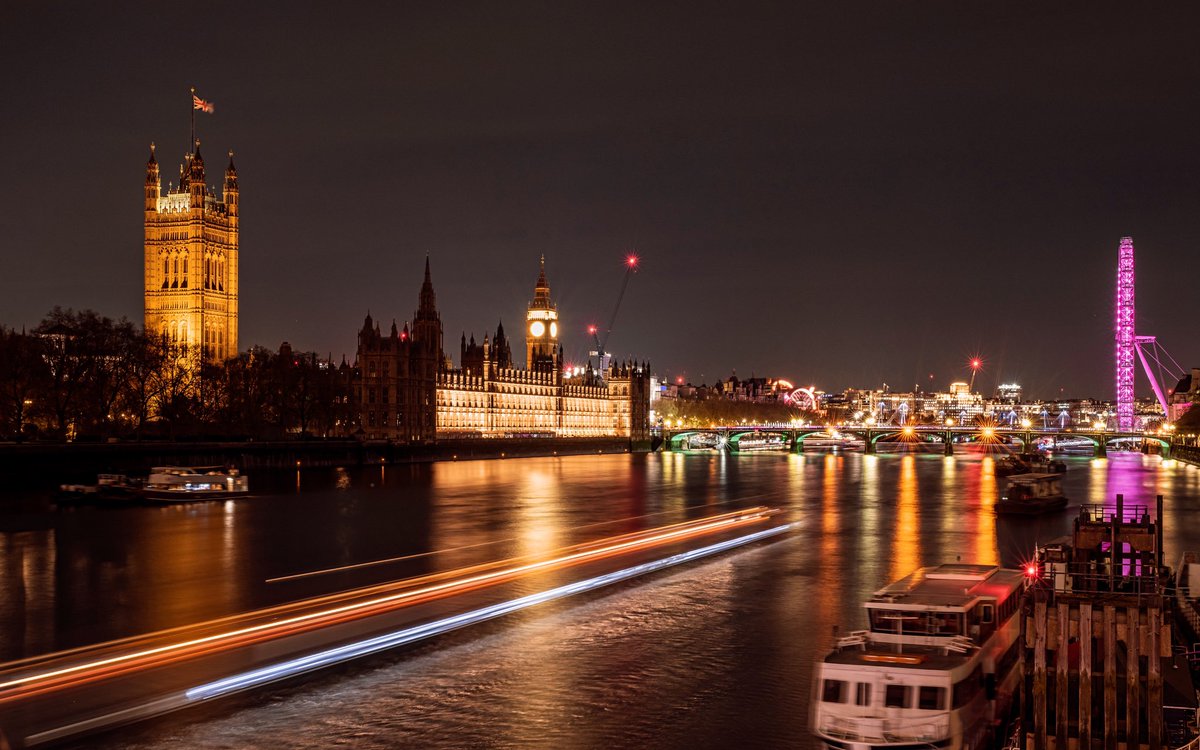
[1171,443,1200,466]
[0,437,649,488]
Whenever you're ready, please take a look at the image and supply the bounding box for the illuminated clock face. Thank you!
[549,322,557,338]
[530,321,545,337]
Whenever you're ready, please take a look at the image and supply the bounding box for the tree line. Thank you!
[0,308,357,442]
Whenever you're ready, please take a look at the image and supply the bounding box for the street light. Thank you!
[945,418,955,427]
[1021,418,1032,429]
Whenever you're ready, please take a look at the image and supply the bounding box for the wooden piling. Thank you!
[1127,606,1140,747]
[1148,605,1162,750]
[1104,605,1117,750]
[1079,602,1092,749]
[1056,601,1069,744]
[1034,597,1048,750]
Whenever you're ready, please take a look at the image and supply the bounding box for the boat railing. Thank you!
[1077,503,1151,525]
[818,712,949,744]
[942,635,977,654]
[1033,563,1165,598]
[834,630,870,650]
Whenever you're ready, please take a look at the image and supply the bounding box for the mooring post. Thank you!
[1079,602,1093,749]
[1104,605,1117,750]
[1056,600,1070,744]
[1156,494,1165,566]
[1127,606,1141,747]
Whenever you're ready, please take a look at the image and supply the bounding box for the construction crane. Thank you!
[588,253,640,375]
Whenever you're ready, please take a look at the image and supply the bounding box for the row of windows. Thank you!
[822,680,948,711]
[822,667,984,712]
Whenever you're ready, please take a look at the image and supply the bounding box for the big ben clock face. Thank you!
[530,321,546,337]
[549,322,557,338]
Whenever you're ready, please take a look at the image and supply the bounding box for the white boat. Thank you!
[811,563,1026,750]
[142,466,249,502]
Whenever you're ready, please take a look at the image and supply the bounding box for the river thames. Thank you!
[3,450,1200,748]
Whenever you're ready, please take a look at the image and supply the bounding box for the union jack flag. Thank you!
[192,94,214,113]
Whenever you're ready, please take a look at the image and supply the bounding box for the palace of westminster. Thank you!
[142,142,651,442]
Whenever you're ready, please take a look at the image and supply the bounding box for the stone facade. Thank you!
[143,142,239,361]
[357,258,650,443]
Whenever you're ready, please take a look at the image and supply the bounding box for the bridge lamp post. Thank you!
[1021,419,1032,429]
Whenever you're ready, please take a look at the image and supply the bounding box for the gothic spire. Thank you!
[418,254,437,317]
[532,255,552,308]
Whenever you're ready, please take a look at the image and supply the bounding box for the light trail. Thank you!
[0,508,779,702]
[188,523,792,700]
[267,501,782,584]
[20,522,791,747]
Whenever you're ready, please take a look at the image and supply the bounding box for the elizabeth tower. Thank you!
[143,142,239,361]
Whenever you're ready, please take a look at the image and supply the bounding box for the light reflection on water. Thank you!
[1,451,1198,748]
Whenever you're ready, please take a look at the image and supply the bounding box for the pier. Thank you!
[1019,495,1196,750]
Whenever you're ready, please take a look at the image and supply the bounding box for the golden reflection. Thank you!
[974,458,998,565]
[822,454,839,536]
[890,455,919,580]
[516,467,560,556]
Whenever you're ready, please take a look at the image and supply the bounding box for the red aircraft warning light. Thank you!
[626,254,639,269]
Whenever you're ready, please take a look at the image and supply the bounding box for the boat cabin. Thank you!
[865,564,1026,646]
[1003,473,1063,502]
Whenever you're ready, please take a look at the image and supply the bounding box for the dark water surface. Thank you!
[3,451,1200,748]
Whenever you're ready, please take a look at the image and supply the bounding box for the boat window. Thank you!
[934,613,962,635]
[870,609,962,635]
[822,679,847,703]
[884,684,910,708]
[855,683,871,706]
[918,686,946,711]
[981,604,994,624]
[870,610,927,633]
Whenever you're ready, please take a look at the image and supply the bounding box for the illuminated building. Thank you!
[357,258,650,442]
[143,142,239,361]
[996,383,1022,403]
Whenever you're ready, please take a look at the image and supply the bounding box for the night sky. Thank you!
[3,3,1199,399]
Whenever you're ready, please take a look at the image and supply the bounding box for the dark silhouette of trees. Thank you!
[0,310,357,442]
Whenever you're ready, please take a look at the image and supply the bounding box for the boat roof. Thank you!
[1007,473,1061,483]
[822,642,974,672]
[149,466,227,473]
[868,564,1025,610]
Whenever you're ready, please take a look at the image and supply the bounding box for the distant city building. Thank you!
[356,259,650,442]
[1170,368,1200,421]
[143,142,239,361]
[996,383,1022,403]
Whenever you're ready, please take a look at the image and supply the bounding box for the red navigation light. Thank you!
[1024,562,1040,578]
[587,325,597,335]
[626,254,639,269]
[971,359,981,370]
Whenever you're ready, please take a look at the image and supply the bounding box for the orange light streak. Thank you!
[0,508,777,702]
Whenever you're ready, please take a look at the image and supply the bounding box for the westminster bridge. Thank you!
[659,424,1174,457]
